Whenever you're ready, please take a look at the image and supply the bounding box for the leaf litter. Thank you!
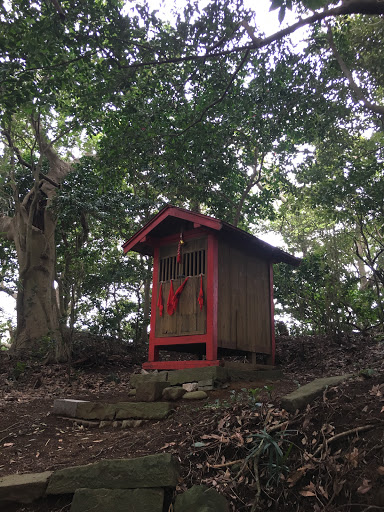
[0,333,383,511]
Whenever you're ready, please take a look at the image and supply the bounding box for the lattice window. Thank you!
[159,249,206,281]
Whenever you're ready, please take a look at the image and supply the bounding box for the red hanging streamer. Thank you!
[167,277,190,315]
[157,283,164,317]
[167,280,175,316]
[198,274,204,310]
[172,277,189,311]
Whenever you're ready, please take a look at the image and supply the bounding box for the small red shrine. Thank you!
[123,206,300,370]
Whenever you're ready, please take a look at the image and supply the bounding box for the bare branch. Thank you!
[326,24,384,116]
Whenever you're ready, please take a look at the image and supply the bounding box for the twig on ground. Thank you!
[313,424,377,457]
[0,421,21,434]
[207,459,243,469]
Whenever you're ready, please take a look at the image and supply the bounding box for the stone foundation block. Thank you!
[130,372,168,388]
[168,367,228,386]
[135,381,168,402]
[71,487,164,512]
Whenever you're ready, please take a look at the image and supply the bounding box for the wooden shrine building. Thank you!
[123,206,300,370]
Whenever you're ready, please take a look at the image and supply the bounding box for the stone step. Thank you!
[0,471,52,504]
[71,487,164,512]
[46,453,180,495]
[53,399,173,420]
[281,374,353,412]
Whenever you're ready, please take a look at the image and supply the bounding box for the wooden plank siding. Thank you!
[217,240,272,354]
[155,237,207,337]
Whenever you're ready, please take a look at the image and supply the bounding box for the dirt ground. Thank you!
[0,333,383,512]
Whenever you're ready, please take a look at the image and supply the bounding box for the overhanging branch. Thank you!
[120,2,384,70]
[326,24,384,116]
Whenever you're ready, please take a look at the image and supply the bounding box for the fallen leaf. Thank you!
[318,485,329,499]
[160,442,176,450]
[357,479,372,495]
[192,442,206,448]
[369,385,382,397]
[3,443,14,447]
[377,466,384,476]
[345,447,359,468]
[35,451,40,458]
[299,490,316,497]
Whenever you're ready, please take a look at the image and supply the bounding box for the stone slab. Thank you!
[198,378,214,387]
[46,454,180,494]
[130,372,168,388]
[135,381,169,402]
[130,366,281,389]
[167,366,228,386]
[0,471,52,504]
[71,487,164,512]
[115,402,173,420]
[75,402,118,421]
[53,399,89,417]
[174,485,229,512]
[281,374,353,412]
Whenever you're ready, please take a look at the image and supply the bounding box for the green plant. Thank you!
[106,372,121,384]
[248,429,293,486]
[12,361,26,380]
[263,384,274,399]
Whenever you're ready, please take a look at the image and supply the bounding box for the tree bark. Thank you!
[0,121,73,360]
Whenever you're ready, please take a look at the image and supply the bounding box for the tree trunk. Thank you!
[10,199,69,361]
[140,277,151,344]
[1,121,72,361]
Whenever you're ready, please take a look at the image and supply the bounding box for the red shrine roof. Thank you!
[122,205,300,266]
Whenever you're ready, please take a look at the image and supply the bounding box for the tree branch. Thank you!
[326,24,384,116]
[0,282,17,300]
[177,49,250,135]
[0,216,14,242]
[30,118,72,196]
[120,2,384,70]
[1,130,33,170]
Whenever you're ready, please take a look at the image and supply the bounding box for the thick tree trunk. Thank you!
[11,211,64,358]
[1,121,72,361]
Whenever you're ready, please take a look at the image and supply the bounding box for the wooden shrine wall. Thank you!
[155,238,207,337]
[217,240,272,354]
